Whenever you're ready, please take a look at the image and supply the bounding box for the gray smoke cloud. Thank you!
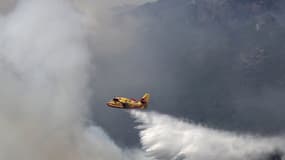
[131,111,285,160]
[0,0,151,159]
[3,0,284,160]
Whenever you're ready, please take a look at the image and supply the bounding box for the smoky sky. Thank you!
[90,0,285,147]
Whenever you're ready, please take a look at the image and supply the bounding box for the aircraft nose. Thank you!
[106,101,112,106]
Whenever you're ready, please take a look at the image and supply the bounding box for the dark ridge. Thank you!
[267,150,283,160]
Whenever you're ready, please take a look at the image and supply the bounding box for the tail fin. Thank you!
[141,93,150,104]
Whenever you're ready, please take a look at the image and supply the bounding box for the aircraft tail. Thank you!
[141,93,150,109]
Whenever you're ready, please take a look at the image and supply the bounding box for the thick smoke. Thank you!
[131,111,285,160]
[2,0,284,160]
[0,0,150,159]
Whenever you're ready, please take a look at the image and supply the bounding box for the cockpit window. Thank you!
[113,98,119,102]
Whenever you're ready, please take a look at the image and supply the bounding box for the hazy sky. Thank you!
[0,0,285,160]
[90,0,285,147]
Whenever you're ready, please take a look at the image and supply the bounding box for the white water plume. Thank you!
[131,111,285,160]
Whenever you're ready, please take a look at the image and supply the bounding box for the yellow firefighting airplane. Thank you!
[106,93,150,109]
